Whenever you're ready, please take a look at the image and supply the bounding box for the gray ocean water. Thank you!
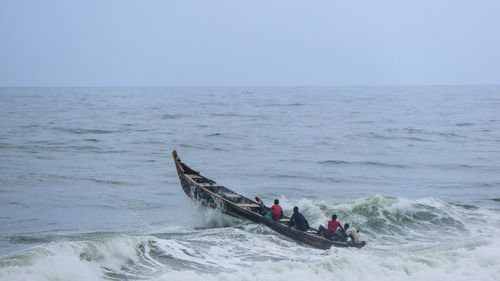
[1,86,499,281]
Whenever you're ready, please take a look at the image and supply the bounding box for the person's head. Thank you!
[344,223,350,230]
[274,199,279,205]
[293,206,299,213]
[332,214,337,221]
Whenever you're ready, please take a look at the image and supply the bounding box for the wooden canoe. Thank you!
[172,150,365,250]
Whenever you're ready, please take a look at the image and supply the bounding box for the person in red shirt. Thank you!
[318,214,344,240]
[269,199,283,221]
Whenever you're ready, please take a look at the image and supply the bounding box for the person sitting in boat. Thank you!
[334,226,348,242]
[344,223,362,245]
[288,206,309,231]
[269,199,283,221]
[317,214,344,240]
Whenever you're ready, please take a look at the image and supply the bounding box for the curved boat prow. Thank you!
[172,150,200,175]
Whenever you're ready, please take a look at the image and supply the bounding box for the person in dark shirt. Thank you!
[288,206,309,231]
[334,225,348,242]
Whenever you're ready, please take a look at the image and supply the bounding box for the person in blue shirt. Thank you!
[288,206,309,231]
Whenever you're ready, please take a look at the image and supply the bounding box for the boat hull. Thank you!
[172,150,365,250]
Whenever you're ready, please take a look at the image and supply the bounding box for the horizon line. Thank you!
[1,83,500,88]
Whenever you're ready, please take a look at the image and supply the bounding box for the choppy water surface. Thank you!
[1,87,499,280]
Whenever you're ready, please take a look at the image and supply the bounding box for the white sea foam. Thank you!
[151,235,500,281]
[0,242,102,281]
[2,196,499,281]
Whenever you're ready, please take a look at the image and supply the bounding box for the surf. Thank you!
[1,195,499,281]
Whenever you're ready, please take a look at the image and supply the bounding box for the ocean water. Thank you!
[0,86,499,281]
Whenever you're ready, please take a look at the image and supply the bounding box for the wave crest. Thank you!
[292,195,482,244]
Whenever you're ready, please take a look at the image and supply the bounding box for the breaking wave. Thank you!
[1,196,499,281]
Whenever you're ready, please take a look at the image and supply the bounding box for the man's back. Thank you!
[291,212,309,231]
[269,204,283,220]
[346,227,360,244]
[325,220,341,238]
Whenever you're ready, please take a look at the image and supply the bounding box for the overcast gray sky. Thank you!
[1,0,499,87]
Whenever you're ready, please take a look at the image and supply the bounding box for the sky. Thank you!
[1,0,500,87]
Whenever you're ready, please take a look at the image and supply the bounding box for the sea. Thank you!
[0,86,499,281]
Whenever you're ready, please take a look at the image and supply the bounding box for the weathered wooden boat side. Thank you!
[172,150,365,250]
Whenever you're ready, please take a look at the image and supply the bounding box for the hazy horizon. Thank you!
[2,84,500,89]
[2,1,500,87]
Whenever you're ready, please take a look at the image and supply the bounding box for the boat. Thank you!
[172,150,366,250]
